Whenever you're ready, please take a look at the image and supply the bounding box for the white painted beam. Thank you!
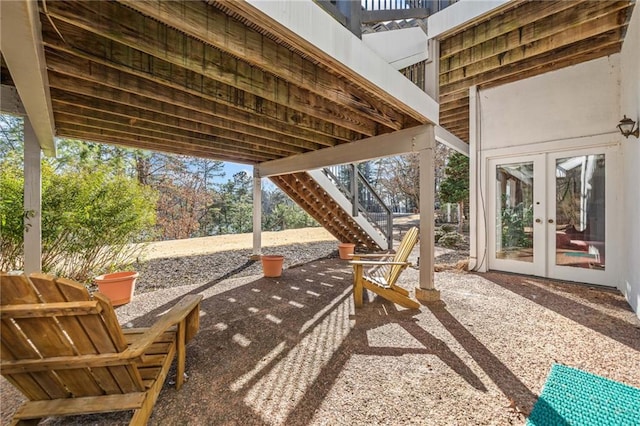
[257,125,433,177]
[245,0,439,125]
[252,168,262,259]
[427,0,512,40]
[435,126,469,156]
[23,118,42,273]
[1,0,56,156]
[1,85,27,116]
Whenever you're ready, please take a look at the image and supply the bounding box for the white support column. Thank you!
[425,39,439,101]
[251,167,262,260]
[415,126,440,303]
[23,117,42,273]
[468,85,486,271]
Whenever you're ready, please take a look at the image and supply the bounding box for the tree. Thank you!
[0,158,157,280]
[0,115,24,160]
[52,139,132,176]
[262,186,317,231]
[439,152,469,232]
[376,154,420,212]
[210,171,253,234]
[147,154,223,239]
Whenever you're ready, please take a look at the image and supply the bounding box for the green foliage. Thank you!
[0,115,24,160]
[500,201,533,249]
[209,171,253,234]
[0,161,26,270]
[261,186,317,231]
[439,152,469,232]
[440,223,456,233]
[439,231,466,248]
[52,139,133,176]
[0,155,157,281]
[439,153,469,205]
[264,203,316,231]
[2,114,317,278]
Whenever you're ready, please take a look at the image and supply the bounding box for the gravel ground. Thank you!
[130,241,342,295]
[2,222,638,426]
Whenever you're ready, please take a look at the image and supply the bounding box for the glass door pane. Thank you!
[495,162,534,262]
[554,154,605,270]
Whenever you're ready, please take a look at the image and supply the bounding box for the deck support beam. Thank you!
[251,168,262,260]
[23,118,42,274]
[0,0,56,156]
[257,125,433,177]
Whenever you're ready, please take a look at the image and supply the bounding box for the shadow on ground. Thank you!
[3,261,639,425]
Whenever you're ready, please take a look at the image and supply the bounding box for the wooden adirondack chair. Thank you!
[350,226,420,309]
[0,272,202,425]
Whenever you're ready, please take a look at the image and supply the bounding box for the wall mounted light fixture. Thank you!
[617,115,639,138]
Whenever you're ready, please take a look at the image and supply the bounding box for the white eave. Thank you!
[1,0,56,156]
[245,0,439,126]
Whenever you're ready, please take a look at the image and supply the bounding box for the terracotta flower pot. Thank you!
[94,271,138,306]
[338,242,356,260]
[261,255,284,278]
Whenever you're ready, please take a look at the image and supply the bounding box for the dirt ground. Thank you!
[137,227,337,261]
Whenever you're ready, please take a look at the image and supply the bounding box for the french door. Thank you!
[488,146,618,286]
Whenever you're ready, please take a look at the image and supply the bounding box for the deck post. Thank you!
[415,126,440,303]
[23,117,42,274]
[251,167,262,260]
[425,39,439,100]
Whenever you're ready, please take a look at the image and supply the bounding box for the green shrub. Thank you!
[440,223,456,233]
[439,232,466,248]
[434,228,447,242]
[264,203,317,231]
[0,160,157,281]
[0,160,26,271]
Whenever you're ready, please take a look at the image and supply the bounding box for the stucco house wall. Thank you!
[469,28,639,317]
[619,5,640,317]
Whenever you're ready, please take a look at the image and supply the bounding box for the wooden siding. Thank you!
[438,0,635,143]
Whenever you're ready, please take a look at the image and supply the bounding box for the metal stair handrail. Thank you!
[323,164,392,248]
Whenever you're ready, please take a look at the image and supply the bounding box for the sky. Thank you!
[218,161,276,190]
[219,161,253,181]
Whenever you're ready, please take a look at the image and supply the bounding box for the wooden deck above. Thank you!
[0,0,439,164]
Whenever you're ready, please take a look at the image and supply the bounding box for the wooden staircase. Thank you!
[270,172,381,250]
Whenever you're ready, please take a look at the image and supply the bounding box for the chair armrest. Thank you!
[0,295,203,375]
[350,253,395,260]
[349,260,411,266]
[126,294,202,357]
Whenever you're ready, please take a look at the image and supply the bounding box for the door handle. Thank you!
[535,218,542,223]
[548,219,554,224]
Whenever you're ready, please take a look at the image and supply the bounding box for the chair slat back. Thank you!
[384,227,419,286]
[0,273,144,401]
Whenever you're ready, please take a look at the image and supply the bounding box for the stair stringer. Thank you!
[270,172,381,250]
[307,169,389,249]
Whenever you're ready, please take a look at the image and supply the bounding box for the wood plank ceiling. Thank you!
[438,0,636,142]
[14,0,427,163]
